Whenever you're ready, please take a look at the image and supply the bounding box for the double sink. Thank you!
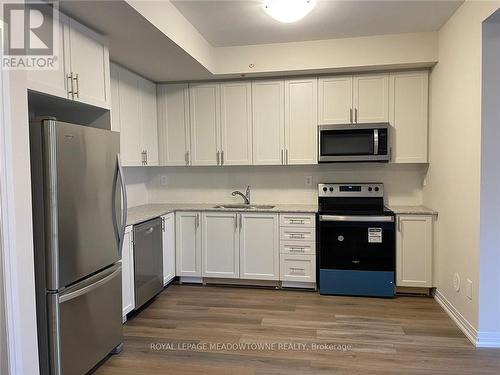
[213,204,275,210]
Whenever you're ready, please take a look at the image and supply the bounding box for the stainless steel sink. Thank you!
[213,204,275,210]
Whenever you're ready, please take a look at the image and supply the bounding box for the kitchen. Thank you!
[2,1,500,374]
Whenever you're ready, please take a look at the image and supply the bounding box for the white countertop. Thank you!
[387,205,438,215]
[126,203,318,226]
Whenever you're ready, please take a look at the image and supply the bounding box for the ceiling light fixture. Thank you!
[263,0,316,23]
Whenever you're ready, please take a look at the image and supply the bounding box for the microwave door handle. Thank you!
[374,129,379,155]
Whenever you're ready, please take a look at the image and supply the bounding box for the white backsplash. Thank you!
[132,163,428,207]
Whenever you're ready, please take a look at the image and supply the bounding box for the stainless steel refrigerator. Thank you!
[29,118,127,375]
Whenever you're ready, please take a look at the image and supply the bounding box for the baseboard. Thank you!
[476,332,500,348]
[434,289,477,346]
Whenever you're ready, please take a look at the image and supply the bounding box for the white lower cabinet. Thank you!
[396,214,433,287]
[202,212,239,278]
[280,254,316,283]
[161,213,176,285]
[175,212,202,277]
[121,226,135,320]
[239,213,280,281]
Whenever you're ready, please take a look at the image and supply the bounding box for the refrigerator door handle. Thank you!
[117,154,128,257]
[59,266,121,303]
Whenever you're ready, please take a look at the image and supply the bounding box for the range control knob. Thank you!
[368,187,373,192]
[375,187,379,192]
[323,187,328,192]
[329,187,334,192]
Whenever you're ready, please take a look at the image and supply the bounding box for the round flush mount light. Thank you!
[264,0,316,23]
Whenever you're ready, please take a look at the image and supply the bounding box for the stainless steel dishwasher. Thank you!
[133,218,163,309]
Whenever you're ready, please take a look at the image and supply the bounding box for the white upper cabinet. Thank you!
[201,212,239,278]
[389,71,429,163]
[66,18,110,109]
[353,73,389,123]
[239,213,279,280]
[111,64,158,166]
[27,13,68,99]
[220,82,253,165]
[176,212,202,277]
[284,78,318,165]
[27,13,111,109]
[157,84,191,166]
[251,80,285,165]
[189,83,220,166]
[318,73,389,125]
[139,77,158,166]
[396,215,433,287]
[116,66,142,166]
[110,67,121,132]
[318,76,353,125]
[161,213,176,286]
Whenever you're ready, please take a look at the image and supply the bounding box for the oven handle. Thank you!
[319,215,394,222]
[374,129,379,155]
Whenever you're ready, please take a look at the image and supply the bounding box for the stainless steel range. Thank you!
[317,183,396,297]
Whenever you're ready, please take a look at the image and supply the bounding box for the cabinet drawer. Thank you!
[280,254,316,282]
[280,214,315,228]
[280,241,315,255]
[280,227,315,242]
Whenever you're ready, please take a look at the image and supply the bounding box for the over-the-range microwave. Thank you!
[318,123,390,163]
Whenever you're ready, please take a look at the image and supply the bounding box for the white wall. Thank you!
[424,1,500,341]
[478,14,500,345]
[144,164,426,206]
[123,167,149,207]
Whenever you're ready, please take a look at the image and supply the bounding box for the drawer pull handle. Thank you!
[289,247,305,252]
[290,219,305,224]
[290,267,305,274]
[289,233,305,239]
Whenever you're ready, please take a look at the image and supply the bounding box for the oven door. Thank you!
[319,214,395,271]
[318,214,395,297]
[318,124,389,162]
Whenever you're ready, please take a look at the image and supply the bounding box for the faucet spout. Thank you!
[231,186,251,205]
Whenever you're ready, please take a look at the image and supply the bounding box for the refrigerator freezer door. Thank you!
[48,264,123,375]
[42,120,121,289]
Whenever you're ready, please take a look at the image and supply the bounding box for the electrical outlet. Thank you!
[160,175,168,186]
[305,176,313,187]
[466,279,473,300]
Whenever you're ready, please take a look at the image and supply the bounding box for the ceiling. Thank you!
[59,1,212,82]
[172,0,463,47]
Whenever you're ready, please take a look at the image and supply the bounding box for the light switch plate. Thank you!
[305,176,313,187]
[466,279,473,300]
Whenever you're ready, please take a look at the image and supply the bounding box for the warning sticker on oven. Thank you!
[368,228,382,243]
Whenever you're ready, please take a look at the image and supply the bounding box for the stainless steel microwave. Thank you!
[318,123,390,163]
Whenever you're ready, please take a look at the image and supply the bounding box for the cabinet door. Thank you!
[162,213,176,285]
[27,14,69,99]
[239,213,279,280]
[353,74,389,123]
[118,68,142,166]
[139,77,158,166]
[121,226,134,319]
[396,215,433,287]
[157,84,190,166]
[202,212,239,278]
[67,18,110,109]
[389,71,429,163]
[189,83,220,166]
[285,78,318,165]
[110,64,121,132]
[252,80,285,165]
[318,76,353,125]
[220,82,252,165]
[175,212,201,277]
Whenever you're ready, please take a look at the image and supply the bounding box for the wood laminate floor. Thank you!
[96,285,500,375]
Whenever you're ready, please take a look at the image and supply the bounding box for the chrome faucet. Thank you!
[231,185,251,205]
